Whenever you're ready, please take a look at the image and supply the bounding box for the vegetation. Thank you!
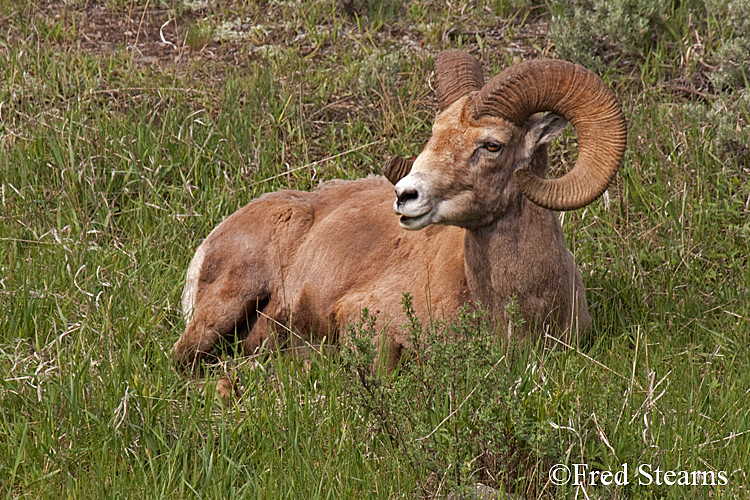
[0,0,748,498]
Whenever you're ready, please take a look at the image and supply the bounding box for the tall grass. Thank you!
[1,0,748,498]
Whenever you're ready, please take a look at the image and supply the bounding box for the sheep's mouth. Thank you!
[399,211,431,230]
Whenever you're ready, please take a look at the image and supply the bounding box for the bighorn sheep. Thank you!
[173,50,627,381]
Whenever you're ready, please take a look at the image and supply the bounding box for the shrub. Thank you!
[550,0,750,88]
[708,0,750,91]
[341,295,568,497]
[549,0,671,74]
[682,90,750,170]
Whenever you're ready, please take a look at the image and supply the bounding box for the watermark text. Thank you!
[549,463,729,487]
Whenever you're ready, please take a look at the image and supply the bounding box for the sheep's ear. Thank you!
[523,113,568,153]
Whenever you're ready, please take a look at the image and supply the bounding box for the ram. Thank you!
[172,51,627,390]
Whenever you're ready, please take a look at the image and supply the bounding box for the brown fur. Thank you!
[173,176,468,375]
[173,97,592,379]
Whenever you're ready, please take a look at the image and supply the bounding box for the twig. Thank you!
[592,412,618,460]
[0,238,56,245]
[415,355,505,441]
[545,333,628,380]
[133,0,150,49]
[247,140,381,188]
[615,325,640,432]
[255,309,322,355]
[88,87,207,95]
[416,385,479,441]
[700,428,750,447]
[697,344,721,395]
[160,19,177,50]
[628,370,670,426]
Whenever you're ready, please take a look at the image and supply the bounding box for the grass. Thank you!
[1,0,749,498]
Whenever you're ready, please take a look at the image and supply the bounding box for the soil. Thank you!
[14,0,552,74]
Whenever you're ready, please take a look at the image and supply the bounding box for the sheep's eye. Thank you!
[485,142,502,153]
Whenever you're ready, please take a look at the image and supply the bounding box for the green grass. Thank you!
[1,0,749,498]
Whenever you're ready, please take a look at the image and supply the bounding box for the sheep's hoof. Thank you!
[216,377,236,403]
[198,377,237,404]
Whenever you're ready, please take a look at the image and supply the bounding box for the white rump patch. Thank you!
[182,243,207,323]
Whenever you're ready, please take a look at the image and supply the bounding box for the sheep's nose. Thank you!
[395,185,419,207]
[393,175,431,218]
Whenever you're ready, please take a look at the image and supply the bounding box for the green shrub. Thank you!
[682,90,750,169]
[709,0,750,90]
[550,0,750,87]
[341,295,568,497]
[549,0,671,74]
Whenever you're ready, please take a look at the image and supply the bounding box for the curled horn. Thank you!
[383,155,414,185]
[434,50,485,112]
[474,59,627,211]
[385,52,483,185]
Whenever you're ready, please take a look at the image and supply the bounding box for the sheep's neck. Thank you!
[463,201,564,325]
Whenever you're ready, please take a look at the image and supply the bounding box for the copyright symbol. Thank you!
[549,464,570,485]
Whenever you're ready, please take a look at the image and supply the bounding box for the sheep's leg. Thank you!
[172,278,269,379]
[372,333,405,374]
[173,320,223,378]
[173,296,270,403]
[240,299,280,358]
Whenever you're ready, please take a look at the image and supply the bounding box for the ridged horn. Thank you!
[473,59,627,211]
[383,155,414,185]
[434,50,485,112]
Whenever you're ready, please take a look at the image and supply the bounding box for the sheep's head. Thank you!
[391,51,627,230]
